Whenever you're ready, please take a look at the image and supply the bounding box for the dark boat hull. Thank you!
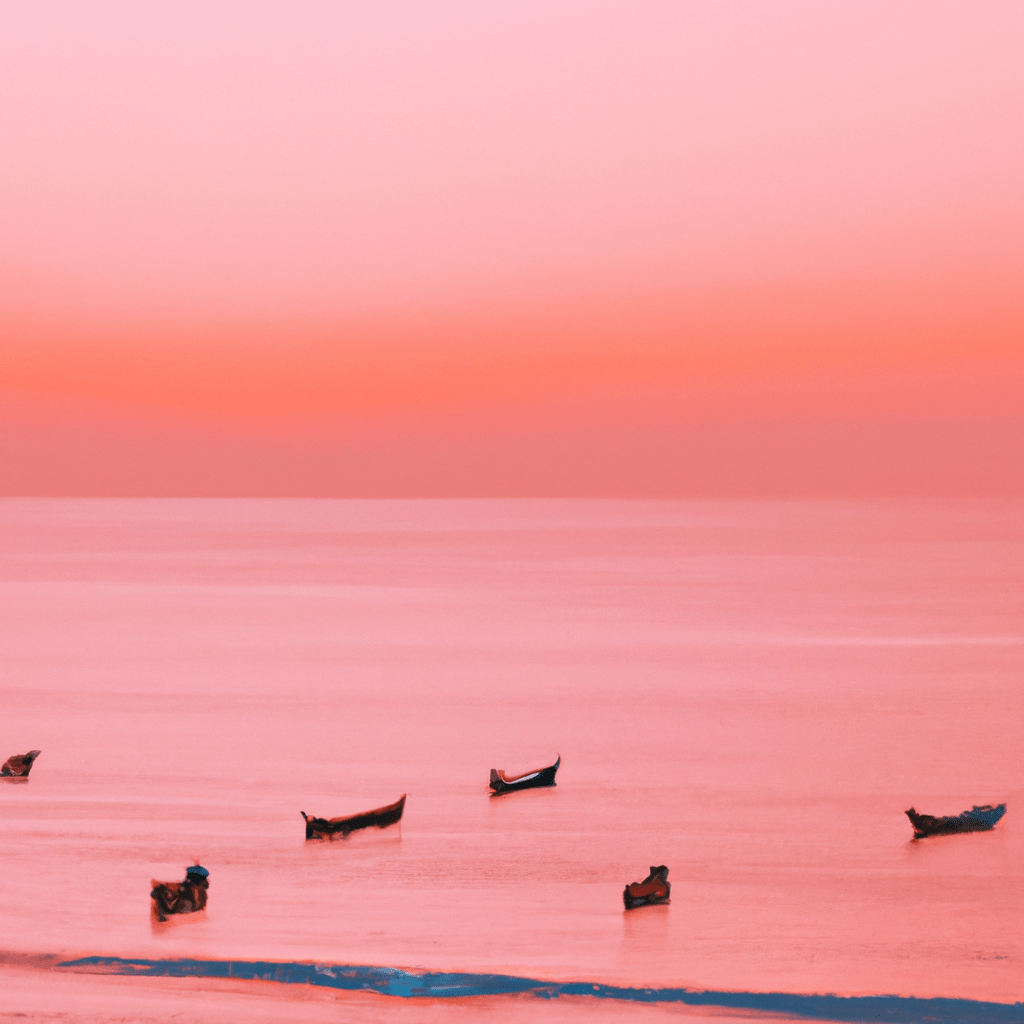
[905,804,1006,838]
[150,880,208,922]
[623,890,670,910]
[1,750,41,778]
[623,866,671,910]
[489,756,560,795]
[302,794,406,840]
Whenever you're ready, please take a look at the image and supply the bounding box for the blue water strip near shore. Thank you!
[57,956,1023,1022]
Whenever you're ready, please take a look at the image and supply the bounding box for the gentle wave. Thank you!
[47,956,1024,1023]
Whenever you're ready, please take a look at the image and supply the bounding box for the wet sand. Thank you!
[1,963,834,1024]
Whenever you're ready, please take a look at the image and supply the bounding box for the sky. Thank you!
[1,0,1022,494]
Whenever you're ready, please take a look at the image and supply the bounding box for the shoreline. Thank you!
[1,953,1020,1023]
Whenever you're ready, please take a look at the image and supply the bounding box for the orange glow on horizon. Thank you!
[3,278,1022,423]
[3,2,1022,494]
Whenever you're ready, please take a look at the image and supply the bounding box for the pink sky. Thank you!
[2,1,1022,494]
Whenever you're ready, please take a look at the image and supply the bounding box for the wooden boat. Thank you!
[150,880,208,924]
[150,868,209,922]
[302,794,406,840]
[488,755,560,795]
[624,865,671,909]
[1,750,41,778]
[905,803,1006,838]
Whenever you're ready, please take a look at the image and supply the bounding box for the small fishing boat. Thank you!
[150,865,210,922]
[302,794,406,840]
[488,755,560,795]
[623,865,671,909]
[905,804,1006,838]
[1,750,41,778]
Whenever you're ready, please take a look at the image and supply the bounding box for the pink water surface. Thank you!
[1,499,1021,1006]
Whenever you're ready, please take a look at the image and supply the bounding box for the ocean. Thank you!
[1,498,1021,1021]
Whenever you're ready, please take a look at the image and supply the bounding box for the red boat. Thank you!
[1,750,41,778]
[623,865,670,909]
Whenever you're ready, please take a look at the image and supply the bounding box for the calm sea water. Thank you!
[1,498,1021,1010]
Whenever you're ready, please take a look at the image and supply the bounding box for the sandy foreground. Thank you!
[0,964,825,1024]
